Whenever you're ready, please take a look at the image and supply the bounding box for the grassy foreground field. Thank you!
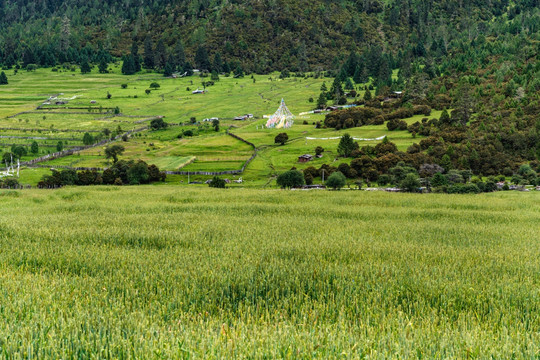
[0,187,538,358]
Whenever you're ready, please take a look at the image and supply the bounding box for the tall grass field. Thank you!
[0,187,538,358]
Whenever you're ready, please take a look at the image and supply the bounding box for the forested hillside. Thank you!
[0,0,538,73]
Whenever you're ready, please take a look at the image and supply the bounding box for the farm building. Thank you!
[298,154,314,163]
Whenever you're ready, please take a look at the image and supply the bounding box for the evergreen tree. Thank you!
[80,57,91,74]
[317,92,327,109]
[364,88,372,101]
[212,52,223,73]
[184,62,194,76]
[353,64,364,84]
[121,55,136,75]
[329,77,343,101]
[172,40,186,71]
[155,39,167,69]
[31,141,39,154]
[163,62,174,77]
[143,35,155,69]
[337,133,356,157]
[131,41,141,72]
[98,57,108,73]
[195,45,210,71]
[0,71,8,85]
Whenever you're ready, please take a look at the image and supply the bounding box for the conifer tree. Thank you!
[121,55,136,75]
[212,53,223,73]
[98,58,108,73]
[172,40,186,71]
[0,71,8,85]
[80,57,91,74]
[195,46,210,71]
[364,88,372,101]
[163,62,174,77]
[155,39,167,69]
[131,41,141,72]
[143,35,154,69]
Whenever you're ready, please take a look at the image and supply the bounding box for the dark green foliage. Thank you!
[163,62,174,77]
[0,71,8,85]
[56,141,63,152]
[38,160,165,188]
[105,144,125,163]
[155,39,167,69]
[316,92,327,109]
[195,46,210,71]
[121,55,136,75]
[143,36,155,69]
[212,119,220,132]
[326,171,346,190]
[276,170,304,189]
[80,57,91,73]
[127,161,150,185]
[11,145,27,159]
[209,176,226,188]
[337,134,356,158]
[98,58,108,73]
[400,173,421,192]
[274,133,288,145]
[431,172,448,187]
[30,141,39,154]
[150,118,168,130]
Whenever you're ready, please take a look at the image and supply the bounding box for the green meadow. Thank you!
[0,186,538,358]
[1,66,422,185]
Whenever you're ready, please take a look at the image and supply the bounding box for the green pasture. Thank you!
[2,67,428,184]
[0,187,538,358]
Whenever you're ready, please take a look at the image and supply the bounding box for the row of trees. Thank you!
[37,160,166,188]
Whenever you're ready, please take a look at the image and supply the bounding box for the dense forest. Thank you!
[0,0,538,73]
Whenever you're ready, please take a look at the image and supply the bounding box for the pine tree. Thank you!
[0,71,8,85]
[353,64,363,84]
[364,88,372,101]
[317,92,327,109]
[155,39,167,69]
[329,77,343,101]
[31,141,39,154]
[143,35,155,69]
[80,57,91,74]
[195,45,210,71]
[131,41,141,72]
[212,52,223,73]
[172,41,186,71]
[121,55,136,75]
[163,62,174,77]
[98,58,108,73]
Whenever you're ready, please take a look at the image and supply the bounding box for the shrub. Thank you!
[326,171,347,190]
[209,176,226,188]
[400,173,421,192]
[274,133,289,145]
[149,82,160,89]
[276,170,304,189]
[150,118,168,130]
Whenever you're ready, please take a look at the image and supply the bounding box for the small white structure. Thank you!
[0,156,20,179]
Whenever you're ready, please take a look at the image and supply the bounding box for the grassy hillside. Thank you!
[0,186,538,357]
[2,66,424,186]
